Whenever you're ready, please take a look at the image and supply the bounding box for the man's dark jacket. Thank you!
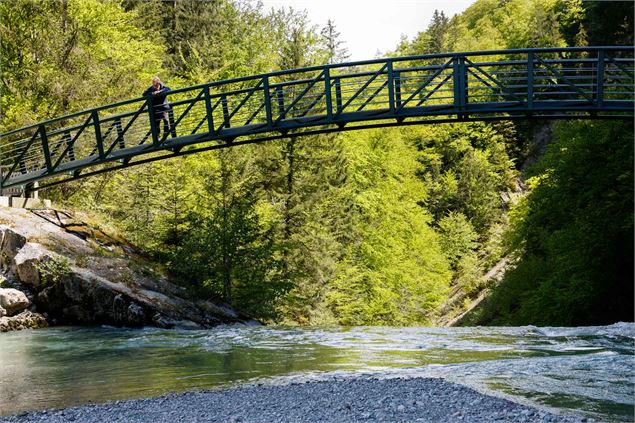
[143,84,171,115]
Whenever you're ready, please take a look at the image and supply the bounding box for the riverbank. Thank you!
[0,376,590,423]
[0,207,251,331]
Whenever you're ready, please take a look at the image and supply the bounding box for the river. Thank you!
[0,323,633,421]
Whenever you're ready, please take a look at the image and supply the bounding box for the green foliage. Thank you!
[326,129,451,326]
[167,149,290,320]
[0,0,161,130]
[448,0,565,51]
[3,0,631,327]
[409,122,518,235]
[580,1,633,45]
[271,135,351,324]
[555,0,587,47]
[277,10,320,70]
[36,256,72,287]
[478,121,634,325]
[405,10,450,56]
[438,212,478,269]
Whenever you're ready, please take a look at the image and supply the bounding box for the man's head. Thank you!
[151,76,161,89]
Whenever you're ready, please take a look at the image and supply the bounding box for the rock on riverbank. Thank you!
[0,286,48,331]
[0,377,590,423]
[0,309,47,332]
[0,207,252,331]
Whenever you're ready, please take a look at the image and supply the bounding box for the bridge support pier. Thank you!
[0,181,50,209]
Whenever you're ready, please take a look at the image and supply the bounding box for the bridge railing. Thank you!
[1,47,633,190]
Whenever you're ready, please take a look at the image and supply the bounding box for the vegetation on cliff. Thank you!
[1,0,632,325]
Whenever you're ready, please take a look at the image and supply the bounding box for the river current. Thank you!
[0,323,633,421]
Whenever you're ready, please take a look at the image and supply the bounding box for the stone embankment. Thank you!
[0,207,251,332]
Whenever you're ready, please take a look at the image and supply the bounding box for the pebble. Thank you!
[0,377,589,423]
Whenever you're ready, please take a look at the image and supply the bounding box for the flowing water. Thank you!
[0,323,633,421]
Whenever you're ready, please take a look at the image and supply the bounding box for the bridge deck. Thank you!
[1,47,633,190]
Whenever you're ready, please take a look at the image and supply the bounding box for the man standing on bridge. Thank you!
[143,76,176,139]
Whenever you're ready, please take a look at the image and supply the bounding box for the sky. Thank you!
[258,0,477,61]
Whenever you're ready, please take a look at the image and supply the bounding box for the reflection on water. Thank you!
[0,323,633,421]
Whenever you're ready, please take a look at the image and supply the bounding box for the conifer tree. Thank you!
[427,10,450,54]
[320,19,350,63]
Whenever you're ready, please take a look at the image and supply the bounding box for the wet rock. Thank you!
[0,287,30,316]
[152,312,173,328]
[151,313,201,329]
[195,299,239,320]
[0,309,48,332]
[127,302,146,325]
[174,320,203,330]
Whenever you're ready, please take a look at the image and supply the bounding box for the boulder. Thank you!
[0,287,30,316]
[0,309,48,332]
[36,270,150,327]
[0,227,26,273]
[0,305,5,317]
[14,243,52,287]
[126,302,146,326]
[151,313,202,329]
[196,299,240,320]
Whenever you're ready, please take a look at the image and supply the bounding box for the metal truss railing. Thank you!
[1,47,633,191]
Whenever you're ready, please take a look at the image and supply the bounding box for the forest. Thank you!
[0,0,632,326]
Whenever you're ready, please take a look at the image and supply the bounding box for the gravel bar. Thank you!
[0,377,592,423]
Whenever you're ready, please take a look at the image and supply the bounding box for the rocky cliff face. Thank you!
[0,207,253,332]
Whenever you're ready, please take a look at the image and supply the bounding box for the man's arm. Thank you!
[156,85,171,95]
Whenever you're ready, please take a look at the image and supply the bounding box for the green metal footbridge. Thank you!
[1,46,633,191]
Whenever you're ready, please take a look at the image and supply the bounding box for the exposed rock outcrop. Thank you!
[0,207,254,331]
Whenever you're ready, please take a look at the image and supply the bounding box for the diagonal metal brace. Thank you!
[103,102,148,156]
[464,58,526,104]
[160,90,205,143]
[415,74,453,107]
[606,55,634,80]
[396,59,454,113]
[274,70,326,124]
[336,64,387,116]
[2,130,41,185]
[217,80,264,131]
[357,80,389,112]
[50,114,93,172]
[534,55,594,102]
